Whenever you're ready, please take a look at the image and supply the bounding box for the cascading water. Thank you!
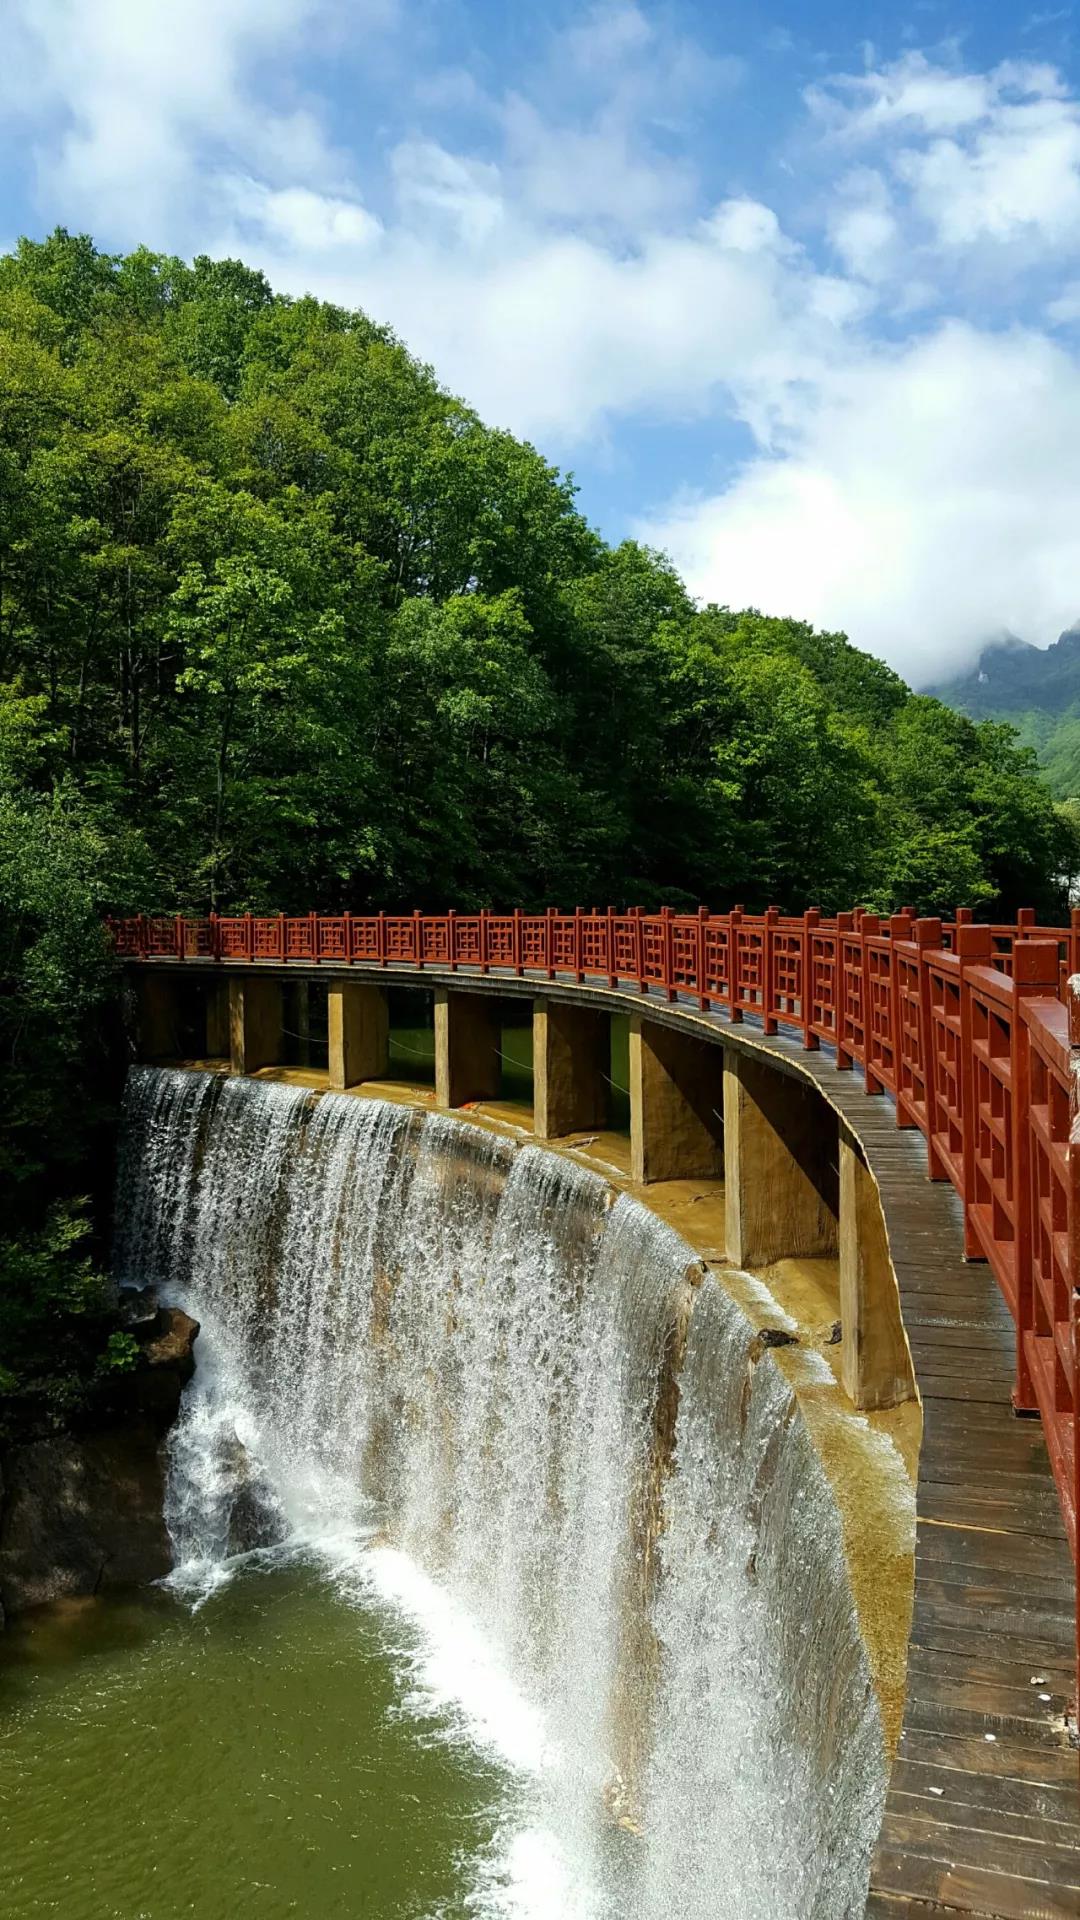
[114,1066,888,1918]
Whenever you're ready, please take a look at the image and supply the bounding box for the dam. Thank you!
[2,902,1077,1918]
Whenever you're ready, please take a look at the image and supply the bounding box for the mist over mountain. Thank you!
[930,627,1080,799]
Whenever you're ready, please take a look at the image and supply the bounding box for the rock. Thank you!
[0,1424,173,1617]
[757,1326,798,1349]
[124,1308,200,1431]
[143,1307,199,1376]
[118,1285,160,1334]
[207,1428,286,1556]
[228,1473,287,1556]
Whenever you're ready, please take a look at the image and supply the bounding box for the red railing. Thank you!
[110,904,1080,1614]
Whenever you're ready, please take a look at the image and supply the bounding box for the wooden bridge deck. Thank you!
[702,1009,1080,1919]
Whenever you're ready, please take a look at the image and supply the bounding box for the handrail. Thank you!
[109,902,1080,1625]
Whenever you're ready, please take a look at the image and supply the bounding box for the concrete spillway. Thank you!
[115,1064,890,1918]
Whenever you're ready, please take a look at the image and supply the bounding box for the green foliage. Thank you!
[0,227,1070,1424]
[96,1331,140,1377]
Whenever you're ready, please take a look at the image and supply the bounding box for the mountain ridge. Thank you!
[929,625,1080,799]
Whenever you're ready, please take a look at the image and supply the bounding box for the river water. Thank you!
[0,1068,887,1919]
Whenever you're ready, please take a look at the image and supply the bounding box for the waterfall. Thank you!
[115,1066,887,1918]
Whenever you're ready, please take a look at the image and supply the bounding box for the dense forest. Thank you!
[0,229,1072,1431]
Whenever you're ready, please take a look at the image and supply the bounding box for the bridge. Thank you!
[112,903,1080,1917]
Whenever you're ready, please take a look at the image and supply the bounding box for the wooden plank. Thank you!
[879,1809,1080,1888]
[870,1845,1080,1919]
[915,1524,1075,1590]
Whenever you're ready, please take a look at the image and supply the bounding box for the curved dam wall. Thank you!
[116,1064,896,1918]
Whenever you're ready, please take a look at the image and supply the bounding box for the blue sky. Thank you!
[5,2,1080,681]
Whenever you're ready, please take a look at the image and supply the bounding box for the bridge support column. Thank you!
[137,974,181,1062]
[435,989,501,1109]
[723,1050,838,1266]
[533,999,608,1139]
[839,1139,916,1410]
[328,983,389,1091]
[629,1015,724,1185]
[228,975,283,1076]
[205,981,229,1059]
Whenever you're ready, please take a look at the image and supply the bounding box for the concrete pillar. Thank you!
[723,1049,838,1267]
[435,989,501,1108]
[533,999,608,1139]
[839,1140,917,1410]
[629,1015,724,1185]
[205,981,229,1059]
[294,979,312,1068]
[138,974,181,1062]
[228,975,283,1076]
[328,983,389,1091]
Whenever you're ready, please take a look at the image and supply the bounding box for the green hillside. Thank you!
[931,631,1080,799]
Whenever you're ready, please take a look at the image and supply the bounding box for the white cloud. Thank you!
[223,179,382,251]
[808,53,995,138]
[2,0,362,234]
[637,324,1080,682]
[813,53,1080,260]
[706,198,784,253]
[826,170,898,279]
[897,95,1080,246]
[390,142,505,248]
[500,96,695,229]
[563,2,653,68]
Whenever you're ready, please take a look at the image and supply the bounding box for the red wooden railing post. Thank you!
[911,917,943,1157]
[803,908,820,1049]
[762,908,779,1036]
[633,907,645,995]
[209,911,220,962]
[244,912,254,963]
[1069,908,1080,986]
[173,912,183,961]
[342,910,353,964]
[514,907,524,977]
[546,906,557,980]
[729,908,743,1023]
[662,905,675,1003]
[573,906,584,984]
[447,908,457,972]
[860,916,881,1094]
[606,906,617,988]
[376,910,386,967]
[835,912,854,1068]
[957,922,994,1259]
[697,906,709,1011]
[413,908,424,970]
[1013,941,1062,1411]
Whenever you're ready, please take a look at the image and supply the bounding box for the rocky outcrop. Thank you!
[0,1423,172,1613]
[129,1303,199,1429]
[215,1429,287,1556]
[0,1302,199,1620]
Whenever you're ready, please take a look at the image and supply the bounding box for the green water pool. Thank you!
[0,1556,517,1920]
